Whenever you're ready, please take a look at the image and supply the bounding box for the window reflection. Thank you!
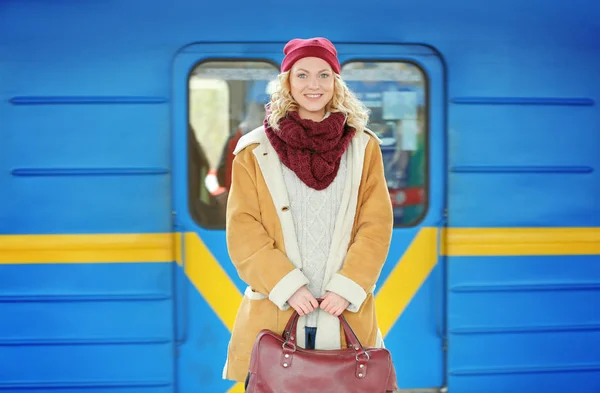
[342,62,427,226]
[188,61,279,229]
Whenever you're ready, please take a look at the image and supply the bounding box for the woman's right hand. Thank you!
[288,286,319,316]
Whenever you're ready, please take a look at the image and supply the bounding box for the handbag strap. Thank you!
[282,299,369,359]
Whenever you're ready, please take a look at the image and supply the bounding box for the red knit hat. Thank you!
[281,37,341,74]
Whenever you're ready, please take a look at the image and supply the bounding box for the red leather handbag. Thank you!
[245,307,398,392]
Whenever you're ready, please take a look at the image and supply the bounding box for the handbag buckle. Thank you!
[355,350,370,362]
[282,340,297,352]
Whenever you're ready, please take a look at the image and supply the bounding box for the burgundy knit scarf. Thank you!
[264,111,355,191]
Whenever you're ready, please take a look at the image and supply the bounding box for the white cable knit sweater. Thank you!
[281,151,347,327]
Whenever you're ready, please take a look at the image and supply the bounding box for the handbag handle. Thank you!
[282,298,370,360]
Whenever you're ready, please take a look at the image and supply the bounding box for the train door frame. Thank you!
[170,42,447,393]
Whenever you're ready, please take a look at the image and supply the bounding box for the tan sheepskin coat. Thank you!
[222,124,393,382]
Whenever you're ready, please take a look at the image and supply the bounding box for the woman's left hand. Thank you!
[320,291,350,316]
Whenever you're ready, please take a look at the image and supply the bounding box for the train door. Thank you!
[171,43,446,392]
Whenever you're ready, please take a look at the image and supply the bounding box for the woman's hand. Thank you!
[288,286,319,316]
[320,291,349,316]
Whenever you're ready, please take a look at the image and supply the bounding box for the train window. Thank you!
[187,60,426,229]
[188,61,279,229]
[341,62,427,227]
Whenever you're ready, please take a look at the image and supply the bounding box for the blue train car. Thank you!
[1,0,599,392]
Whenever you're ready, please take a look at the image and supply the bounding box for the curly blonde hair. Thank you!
[266,71,370,132]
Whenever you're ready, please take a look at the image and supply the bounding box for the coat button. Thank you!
[281,206,289,212]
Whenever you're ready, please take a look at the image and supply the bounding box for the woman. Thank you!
[222,37,394,386]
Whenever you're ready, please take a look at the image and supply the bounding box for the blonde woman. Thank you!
[222,37,394,389]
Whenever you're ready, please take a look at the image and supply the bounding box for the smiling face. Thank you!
[289,57,335,121]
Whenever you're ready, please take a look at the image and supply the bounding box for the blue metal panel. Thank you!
[383,262,446,387]
[1,175,171,234]
[449,105,598,167]
[0,101,171,234]
[449,372,600,393]
[445,12,600,227]
[0,0,176,385]
[0,263,174,392]
[448,102,600,227]
[442,7,600,389]
[1,345,172,380]
[176,283,236,393]
[448,255,600,392]
[449,169,599,227]
[0,386,171,393]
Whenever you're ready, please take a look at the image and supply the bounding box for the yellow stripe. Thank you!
[226,383,244,393]
[182,232,242,331]
[4,227,597,264]
[445,227,600,256]
[375,227,438,337]
[0,233,173,264]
